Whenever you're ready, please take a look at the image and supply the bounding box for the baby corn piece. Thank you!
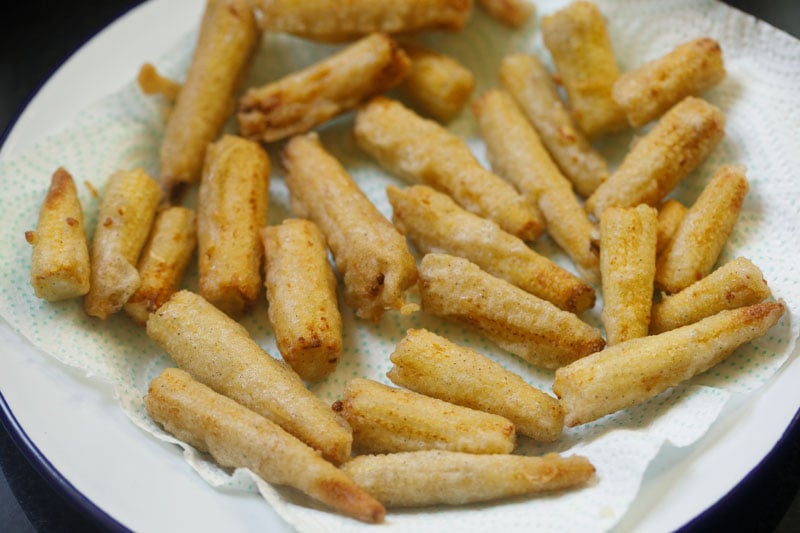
[651,257,771,334]
[137,63,181,102]
[238,33,411,143]
[656,164,748,293]
[159,0,259,198]
[613,38,726,127]
[655,199,688,255]
[282,132,418,323]
[26,168,90,301]
[124,206,197,325]
[253,0,473,42]
[84,168,160,319]
[478,0,534,27]
[473,89,600,283]
[145,368,385,523]
[341,450,595,507]
[388,328,564,441]
[586,97,726,220]
[541,1,627,138]
[198,135,269,318]
[146,290,352,464]
[387,185,594,313]
[355,96,544,241]
[261,219,342,382]
[333,378,516,455]
[419,253,605,369]
[499,54,609,197]
[398,44,475,123]
[554,301,785,427]
[599,205,658,346]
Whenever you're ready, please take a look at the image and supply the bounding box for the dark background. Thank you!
[1,1,798,531]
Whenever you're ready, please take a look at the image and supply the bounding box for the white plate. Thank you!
[1,1,798,531]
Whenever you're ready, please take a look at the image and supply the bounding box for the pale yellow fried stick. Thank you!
[655,199,688,255]
[145,368,385,523]
[656,164,748,293]
[419,253,605,369]
[499,53,609,197]
[238,33,411,143]
[387,328,564,442]
[585,97,726,220]
[26,168,90,301]
[124,206,197,326]
[599,205,658,346]
[341,450,595,507]
[283,132,418,323]
[387,184,595,313]
[159,0,259,199]
[472,88,600,283]
[355,96,544,241]
[541,1,627,138]
[146,290,353,464]
[554,301,785,427]
[261,219,342,382]
[333,378,516,455]
[253,0,473,42]
[651,257,771,334]
[84,168,161,319]
[613,37,726,127]
[136,62,182,102]
[477,0,534,27]
[198,135,270,318]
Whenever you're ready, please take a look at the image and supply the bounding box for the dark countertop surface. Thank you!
[1,1,798,531]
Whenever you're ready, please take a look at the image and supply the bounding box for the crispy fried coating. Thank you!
[554,301,785,426]
[145,368,384,523]
[333,378,516,455]
[355,96,544,241]
[253,0,473,42]
[159,0,259,198]
[655,199,688,255]
[656,164,748,293]
[477,0,534,27]
[341,450,595,507]
[26,168,90,301]
[418,253,605,369]
[124,206,197,325]
[613,38,726,127]
[283,132,418,323]
[261,219,342,382]
[198,135,270,318]
[388,328,564,441]
[387,184,594,313]
[585,97,725,220]
[146,290,353,464]
[599,205,658,345]
[137,62,181,102]
[238,33,411,143]
[84,168,161,319]
[541,1,627,138]
[499,53,609,197]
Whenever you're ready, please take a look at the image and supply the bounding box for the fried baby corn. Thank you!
[283,132,417,323]
[26,168,90,301]
[655,199,688,255]
[388,328,564,441]
[477,0,534,27]
[333,378,516,455]
[158,0,259,198]
[198,135,270,318]
[145,368,385,523]
[355,96,544,241]
[554,301,785,427]
[261,219,342,382]
[124,206,197,325]
[84,168,160,319]
[341,450,595,507]
[238,33,411,143]
[499,53,609,197]
[146,290,352,464]
[585,97,726,220]
[419,253,605,369]
[253,0,473,42]
[387,184,594,313]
